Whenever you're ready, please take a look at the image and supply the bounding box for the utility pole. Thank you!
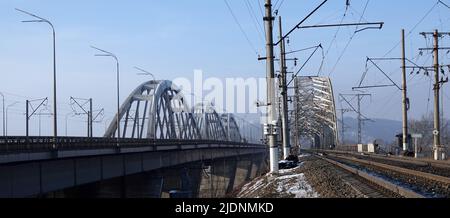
[418,30,450,160]
[89,98,93,137]
[70,97,93,138]
[38,108,52,137]
[263,0,279,173]
[227,114,231,141]
[278,16,291,160]
[341,109,346,144]
[0,92,5,137]
[295,79,300,153]
[357,95,362,144]
[25,98,48,137]
[401,29,409,152]
[26,100,28,137]
[433,30,442,160]
[338,108,352,145]
[6,101,19,136]
[356,94,372,144]
[340,94,372,144]
[353,30,413,152]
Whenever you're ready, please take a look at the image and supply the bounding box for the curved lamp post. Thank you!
[0,92,5,137]
[134,66,156,81]
[91,46,120,144]
[6,101,19,136]
[16,8,58,147]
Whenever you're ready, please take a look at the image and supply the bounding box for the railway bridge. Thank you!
[291,76,338,150]
[0,80,267,198]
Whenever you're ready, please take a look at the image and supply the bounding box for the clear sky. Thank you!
[0,0,449,136]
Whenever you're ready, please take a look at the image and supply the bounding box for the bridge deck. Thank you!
[0,137,266,165]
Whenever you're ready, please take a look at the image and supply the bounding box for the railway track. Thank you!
[310,151,450,198]
[326,153,450,184]
[313,156,402,198]
[313,149,450,176]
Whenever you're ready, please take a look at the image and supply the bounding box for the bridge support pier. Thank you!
[0,145,267,198]
[198,157,233,198]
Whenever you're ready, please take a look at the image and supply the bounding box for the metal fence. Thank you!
[0,136,267,153]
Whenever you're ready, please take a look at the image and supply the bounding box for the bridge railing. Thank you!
[0,136,266,153]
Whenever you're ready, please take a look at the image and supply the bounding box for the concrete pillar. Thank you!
[225,158,238,194]
[197,157,239,198]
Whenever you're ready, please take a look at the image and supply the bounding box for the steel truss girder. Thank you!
[104,80,242,142]
[293,76,338,147]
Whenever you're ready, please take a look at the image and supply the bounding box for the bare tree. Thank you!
[409,113,434,156]
[409,113,450,157]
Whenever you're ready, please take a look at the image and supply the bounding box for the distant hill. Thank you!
[340,117,402,145]
[231,113,404,146]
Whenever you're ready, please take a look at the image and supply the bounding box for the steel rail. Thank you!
[315,154,426,198]
[327,153,450,185]
[311,149,450,169]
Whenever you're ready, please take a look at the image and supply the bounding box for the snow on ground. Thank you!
[298,154,311,158]
[275,166,319,198]
[275,172,318,198]
[238,178,267,197]
[236,163,319,198]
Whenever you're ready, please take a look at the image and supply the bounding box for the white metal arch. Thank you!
[292,76,338,148]
[105,80,243,142]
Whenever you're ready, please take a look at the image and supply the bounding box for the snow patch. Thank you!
[275,173,319,198]
[237,162,319,198]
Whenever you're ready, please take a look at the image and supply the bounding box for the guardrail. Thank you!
[0,136,267,153]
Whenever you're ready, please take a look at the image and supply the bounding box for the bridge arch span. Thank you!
[105,80,244,142]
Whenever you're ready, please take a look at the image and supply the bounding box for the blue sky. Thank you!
[1,0,450,136]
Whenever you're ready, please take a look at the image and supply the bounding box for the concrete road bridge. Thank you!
[0,80,267,198]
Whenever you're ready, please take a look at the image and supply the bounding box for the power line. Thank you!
[324,3,349,58]
[371,74,421,118]
[273,0,281,11]
[382,1,439,58]
[372,69,423,118]
[223,0,260,55]
[257,0,265,18]
[246,0,265,32]
[349,5,369,23]
[312,8,346,28]
[328,0,370,77]
[274,0,286,14]
[244,0,265,42]
[439,0,450,9]
[287,44,323,87]
[355,1,440,88]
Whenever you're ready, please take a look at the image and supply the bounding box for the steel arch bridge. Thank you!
[104,80,243,142]
[292,76,338,149]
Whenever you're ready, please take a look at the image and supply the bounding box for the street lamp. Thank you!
[0,92,5,137]
[38,107,52,137]
[65,112,74,137]
[6,101,19,136]
[104,117,113,133]
[16,8,58,145]
[134,66,156,81]
[91,46,120,143]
